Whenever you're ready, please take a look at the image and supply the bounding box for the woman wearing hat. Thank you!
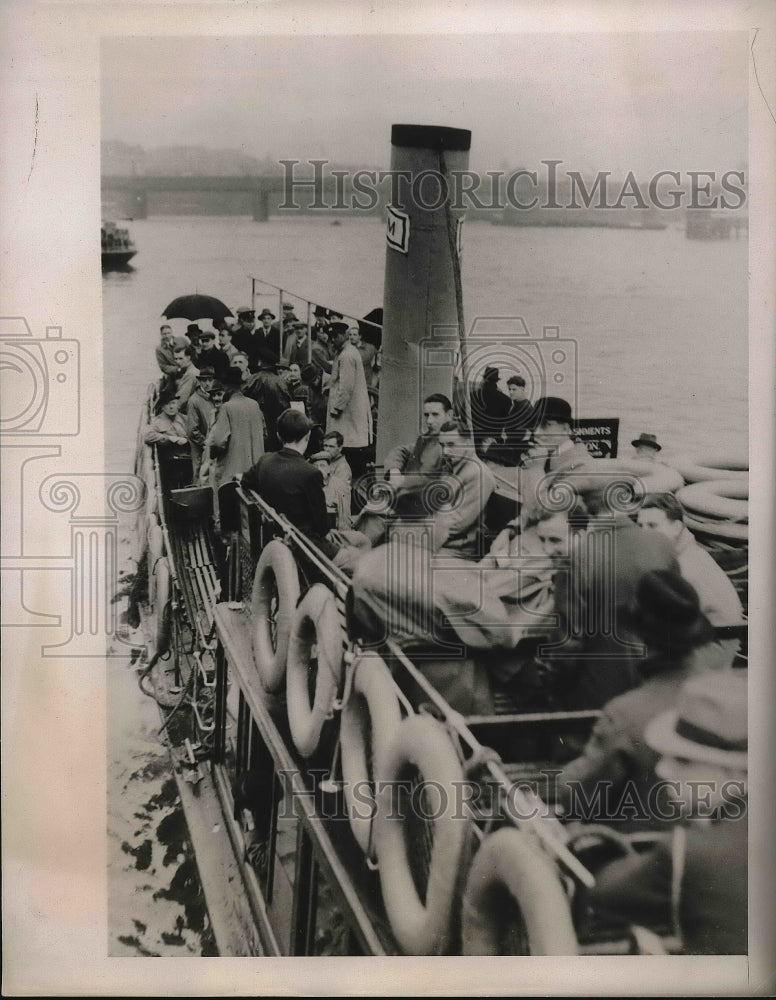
[587,670,747,954]
[554,570,716,833]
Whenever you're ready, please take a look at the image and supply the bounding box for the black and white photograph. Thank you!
[2,1,775,995]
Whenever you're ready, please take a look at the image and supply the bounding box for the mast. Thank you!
[376,124,471,462]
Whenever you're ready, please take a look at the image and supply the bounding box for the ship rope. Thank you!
[437,149,473,432]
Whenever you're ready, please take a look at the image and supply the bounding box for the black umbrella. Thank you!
[162,293,233,322]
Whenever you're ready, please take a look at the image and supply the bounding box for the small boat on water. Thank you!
[125,124,748,957]
[102,220,137,269]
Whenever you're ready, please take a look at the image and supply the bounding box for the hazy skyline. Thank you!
[102,32,747,177]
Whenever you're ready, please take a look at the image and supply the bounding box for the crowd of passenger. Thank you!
[145,305,747,956]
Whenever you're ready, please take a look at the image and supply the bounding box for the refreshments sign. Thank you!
[575,418,620,459]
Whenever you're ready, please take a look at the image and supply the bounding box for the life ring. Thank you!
[677,480,748,522]
[132,507,150,566]
[461,826,578,955]
[340,652,403,857]
[684,513,748,543]
[584,458,684,494]
[145,484,158,519]
[286,584,344,758]
[147,519,165,604]
[141,446,155,489]
[374,713,470,955]
[153,557,171,654]
[250,539,301,691]
[670,453,748,484]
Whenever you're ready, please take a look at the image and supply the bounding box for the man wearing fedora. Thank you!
[519,396,592,526]
[631,431,663,461]
[208,366,265,488]
[554,569,716,832]
[469,365,511,458]
[587,670,747,954]
[233,307,280,371]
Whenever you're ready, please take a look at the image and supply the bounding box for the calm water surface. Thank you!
[103,213,747,955]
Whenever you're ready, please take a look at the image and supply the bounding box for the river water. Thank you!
[103,213,747,955]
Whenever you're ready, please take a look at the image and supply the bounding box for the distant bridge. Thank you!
[101,174,355,221]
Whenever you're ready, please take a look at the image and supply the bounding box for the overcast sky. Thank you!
[102,32,747,176]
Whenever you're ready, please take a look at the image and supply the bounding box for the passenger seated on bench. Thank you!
[477,497,589,706]
[144,388,188,448]
[353,393,453,546]
[553,570,715,833]
[545,478,679,711]
[585,670,747,955]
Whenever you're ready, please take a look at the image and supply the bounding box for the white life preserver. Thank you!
[250,539,301,691]
[684,513,748,543]
[132,507,150,566]
[461,826,578,955]
[340,652,404,858]
[153,556,171,654]
[677,479,748,523]
[145,483,158,520]
[286,584,344,758]
[374,713,470,955]
[670,453,748,484]
[147,519,165,605]
[583,457,685,495]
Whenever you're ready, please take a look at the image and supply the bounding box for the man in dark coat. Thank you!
[554,570,715,831]
[470,365,511,457]
[544,478,679,710]
[244,359,292,451]
[193,329,230,381]
[241,409,337,559]
[587,670,748,954]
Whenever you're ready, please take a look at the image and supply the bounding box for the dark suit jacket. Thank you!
[590,815,747,954]
[242,448,336,558]
[550,516,679,709]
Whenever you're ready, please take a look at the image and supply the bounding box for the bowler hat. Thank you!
[186,323,202,337]
[155,387,178,412]
[222,366,243,388]
[532,396,573,426]
[645,670,747,770]
[258,308,275,320]
[623,569,713,651]
[631,432,662,452]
